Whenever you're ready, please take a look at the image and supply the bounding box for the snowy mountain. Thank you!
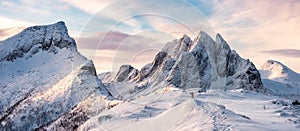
[260,60,300,83]
[92,31,300,130]
[103,31,264,93]
[0,22,113,130]
[1,21,299,130]
[259,60,300,98]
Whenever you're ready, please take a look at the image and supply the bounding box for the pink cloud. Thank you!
[0,27,25,41]
[208,0,300,72]
[76,31,167,73]
[259,49,300,58]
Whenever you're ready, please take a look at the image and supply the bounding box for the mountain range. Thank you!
[0,22,299,130]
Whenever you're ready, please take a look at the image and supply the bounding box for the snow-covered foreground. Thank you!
[79,86,300,130]
[198,90,300,130]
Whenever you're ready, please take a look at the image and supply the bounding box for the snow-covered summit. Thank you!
[260,60,300,82]
[259,60,300,98]
[0,21,76,62]
[0,22,112,130]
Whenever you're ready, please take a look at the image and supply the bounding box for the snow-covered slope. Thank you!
[0,22,111,130]
[260,60,300,83]
[259,60,300,98]
[80,87,300,130]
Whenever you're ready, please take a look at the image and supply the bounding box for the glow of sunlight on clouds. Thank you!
[1,0,300,73]
[0,17,35,40]
[76,30,175,73]
[207,0,300,72]
[0,16,34,29]
[60,0,116,14]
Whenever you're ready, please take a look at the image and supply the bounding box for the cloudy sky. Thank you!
[0,0,300,73]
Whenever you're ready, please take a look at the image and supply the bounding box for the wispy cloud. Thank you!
[259,49,300,58]
[208,0,300,49]
[59,0,116,14]
[0,16,34,29]
[0,0,91,34]
[1,0,300,72]
[76,31,168,51]
[0,16,35,40]
[76,31,172,72]
[205,0,300,72]
[89,49,159,73]
[80,0,217,38]
[0,27,25,41]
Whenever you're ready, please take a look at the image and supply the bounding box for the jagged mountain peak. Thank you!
[216,33,225,43]
[198,31,214,43]
[216,33,230,50]
[0,21,77,62]
[113,30,264,92]
[182,34,191,43]
[161,34,193,59]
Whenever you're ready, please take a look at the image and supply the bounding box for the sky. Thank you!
[0,0,300,73]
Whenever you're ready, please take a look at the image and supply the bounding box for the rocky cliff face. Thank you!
[112,31,264,92]
[0,22,111,130]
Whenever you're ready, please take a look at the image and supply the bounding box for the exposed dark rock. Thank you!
[113,65,139,82]
[137,52,168,81]
[166,52,200,89]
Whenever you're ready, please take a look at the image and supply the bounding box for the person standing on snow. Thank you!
[190,92,194,98]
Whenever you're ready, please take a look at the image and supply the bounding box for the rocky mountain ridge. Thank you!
[107,31,264,92]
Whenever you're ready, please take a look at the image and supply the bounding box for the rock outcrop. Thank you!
[113,65,139,82]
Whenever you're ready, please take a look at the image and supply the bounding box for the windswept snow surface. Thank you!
[79,86,300,131]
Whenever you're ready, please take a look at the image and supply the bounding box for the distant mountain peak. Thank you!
[0,21,77,62]
[260,60,291,76]
[260,60,300,82]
